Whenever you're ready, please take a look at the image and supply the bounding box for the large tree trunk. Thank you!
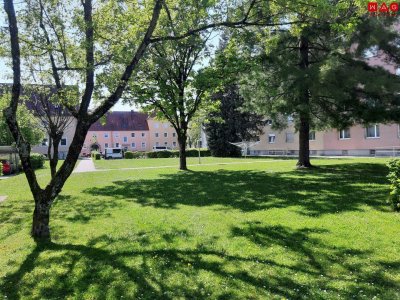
[297,113,312,168]
[178,133,188,170]
[297,35,312,168]
[31,195,51,240]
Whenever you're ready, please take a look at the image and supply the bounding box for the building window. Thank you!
[266,120,273,126]
[164,142,168,146]
[285,132,294,143]
[154,123,159,128]
[105,143,109,148]
[60,138,67,146]
[268,134,276,144]
[366,124,380,138]
[142,133,145,137]
[131,133,135,138]
[287,115,294,123]
[155,133,159,138]
[114,133,119,138]
[116,143,120,148]
[104,133,109,138]
[173,132,176,137]
[173,142,177,147]
[41,138,48,146]
[141,142,146,149]
[339,128,351,139]
[123,137,128,143]
[164,133,168,138]
[309,131,316,141]
[156,142,159,146]
[131,142,136,148]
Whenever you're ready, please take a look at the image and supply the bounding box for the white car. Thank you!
[104,148,123,159]
[152,146,172,152]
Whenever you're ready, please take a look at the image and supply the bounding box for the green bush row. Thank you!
[123,149,211,159]
[0,163,3,176]
[387,159,400,211]
[30,153,45,169]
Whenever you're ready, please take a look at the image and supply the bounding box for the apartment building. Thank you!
[80,111,178,156]
[249,121,400,157]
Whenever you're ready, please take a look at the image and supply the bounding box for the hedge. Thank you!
[30,153,45,169]
[124,151,144,159]
[145,149,211,159]
[0,163,2,176]
[387,159,400,211]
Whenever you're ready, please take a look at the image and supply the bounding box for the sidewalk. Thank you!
[73,159,96,173]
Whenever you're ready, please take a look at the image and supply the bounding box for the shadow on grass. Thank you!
[83,163,389,216]
[2,224,399,299]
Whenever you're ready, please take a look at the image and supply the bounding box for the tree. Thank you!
[127,33,215,170]
[3,0,290,240]
[206,84,264,157]
[238,1,400,167]
[0,92,44,146]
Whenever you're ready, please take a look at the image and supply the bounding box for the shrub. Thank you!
[0,163,2,176]
[124,151,135,159]
[387,159,400,211]
[186,148,211,157]
[30,153,45,169]
[145,149,210,159]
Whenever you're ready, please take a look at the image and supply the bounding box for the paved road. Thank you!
[73,159,96,173]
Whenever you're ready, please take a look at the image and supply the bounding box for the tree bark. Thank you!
[31,196,51,240]
[178,133,188,170]
[297,113,312,168]
[50,137,61,179]
[297,35,312,168]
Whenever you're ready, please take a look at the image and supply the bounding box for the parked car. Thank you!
[1,160,11,175]
[152,146,172,152]
[104,148,123,159]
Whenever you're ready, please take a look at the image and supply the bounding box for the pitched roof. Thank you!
[89,111,149,131]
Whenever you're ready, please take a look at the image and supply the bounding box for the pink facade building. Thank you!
[80,111,178,156]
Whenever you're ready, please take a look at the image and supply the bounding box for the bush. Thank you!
[387,159,400,211]
[124,151,135,159]
[30,153,45,169]
[144,149,210,159]
[91,151,101,160]
[0,163,2,176]
[186,148,211,157]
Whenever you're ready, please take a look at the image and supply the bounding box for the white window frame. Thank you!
[105,143,109,148]
[141,133,145,137]
[131,133,135,138]
[172,132,176,137]
[155,133,159,138]
[141,142,146,149]
[115,142,120,148]
[339,128,351,140]
[173,142,177,147]
[366,124,380,139]
[104,133,109,138]
[131,142,136,148]
[114,133,119,138]
[164,132,168,138]
[268,134,276,144]
[123,136,128,143]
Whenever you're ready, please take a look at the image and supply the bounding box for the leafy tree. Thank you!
[0,93,44,146]
[206,84,264,157]
[3,0,289,240]
[239,1,400,167]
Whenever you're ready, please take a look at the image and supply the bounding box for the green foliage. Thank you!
[205,84,264,157]
[91,151,101,160]
[387,159,400,211]
[145,149,210,159]
[124,151,135,159]
[0,95,45,146]
[30,153,45,169]
[0,163,3,176]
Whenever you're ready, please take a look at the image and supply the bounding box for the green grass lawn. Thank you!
[93,156,277,169]
[0,157,399,299]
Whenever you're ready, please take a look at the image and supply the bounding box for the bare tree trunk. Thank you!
[31,193,51,240]
[296,35,312,168]
[178,133,188,170]
[50,138,60,179]
[297,113,312,168]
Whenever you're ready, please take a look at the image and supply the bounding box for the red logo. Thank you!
[369,2,399,16]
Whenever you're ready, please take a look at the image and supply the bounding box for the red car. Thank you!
[1,160,11,175]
